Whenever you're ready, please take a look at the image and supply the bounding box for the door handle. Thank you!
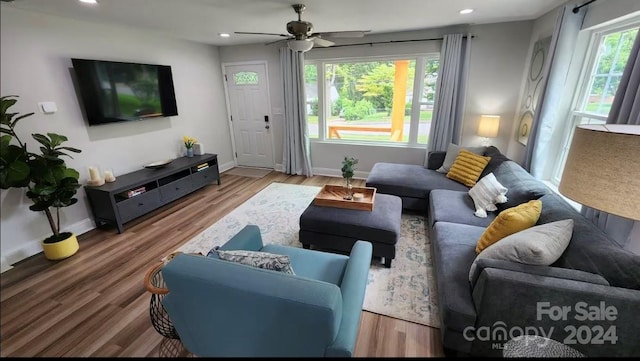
[265,125,270,130]
[264,115,269,123]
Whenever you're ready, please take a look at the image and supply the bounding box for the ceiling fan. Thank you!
[235,4,370,52]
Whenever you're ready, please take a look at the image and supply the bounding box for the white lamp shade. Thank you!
[477,115,500,138]
[558,124,640,221]
[287,39,314,52]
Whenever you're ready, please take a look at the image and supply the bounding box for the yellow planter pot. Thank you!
[42,232,79,260]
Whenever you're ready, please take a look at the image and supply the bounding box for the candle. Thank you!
[104,170,115,182]
[89,166,99,181]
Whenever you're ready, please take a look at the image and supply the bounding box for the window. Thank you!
[552,23,638,184]
[234,71,259,85]
[305,55,439,146]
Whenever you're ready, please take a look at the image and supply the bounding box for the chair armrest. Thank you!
[218,224,264,252]
[427,151,446,170]
[162,253,343,357]
[326,241,373,357]
[469,258,610,287]
[471,267,640,357]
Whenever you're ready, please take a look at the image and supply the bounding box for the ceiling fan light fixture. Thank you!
[287,39,313,52]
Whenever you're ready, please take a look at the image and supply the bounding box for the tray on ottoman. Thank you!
[313,184,376,211]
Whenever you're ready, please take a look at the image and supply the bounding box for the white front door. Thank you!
[223,63,274,168]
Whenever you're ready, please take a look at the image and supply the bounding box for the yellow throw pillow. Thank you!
[446,149,491,187]
[476,199,542,253]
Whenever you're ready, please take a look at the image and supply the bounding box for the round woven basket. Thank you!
[143,257,180,340]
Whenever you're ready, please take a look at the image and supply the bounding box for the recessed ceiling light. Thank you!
[219,33,231,38]
[79,0,99,4]
[459,9,474,15]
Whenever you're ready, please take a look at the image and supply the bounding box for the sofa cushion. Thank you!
[538,193,640,289]
[468,173,508,218]
[493,161,550,211]
[429,189,496,228]
[431,222,486,332]
[480,146,511,179]
[436,143,486,173]
[446,150,491,187]
[476,200,542,253]
[469,219,574,281]
[366,162,469,200]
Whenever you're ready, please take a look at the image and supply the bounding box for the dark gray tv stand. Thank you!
[84,154,220,233]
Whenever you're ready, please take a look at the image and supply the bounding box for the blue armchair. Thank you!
[161,224,373,357]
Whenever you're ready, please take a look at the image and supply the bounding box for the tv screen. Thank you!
[72,58,178,125]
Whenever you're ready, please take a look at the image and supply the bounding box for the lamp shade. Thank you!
[287,39,314,52]
[477,115,500,138]
[558,124,640,221]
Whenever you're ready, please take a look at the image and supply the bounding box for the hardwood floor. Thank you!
[0,170,444,357]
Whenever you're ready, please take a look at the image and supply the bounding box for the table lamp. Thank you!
[558,124,640,221]
[477,115,500,146]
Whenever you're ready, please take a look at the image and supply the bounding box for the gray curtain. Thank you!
[426,33,472,158]
[581,30,640,250]
[280,47,313,177]
[523,4,586,177]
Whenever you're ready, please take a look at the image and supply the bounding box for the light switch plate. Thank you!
[39,101,57,114]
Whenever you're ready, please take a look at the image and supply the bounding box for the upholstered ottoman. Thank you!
[299,193,402,268]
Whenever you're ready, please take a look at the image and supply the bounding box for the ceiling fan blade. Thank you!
[265,37,292,46]
[311,37,335,47]
[315,30,371,38]
[234,31,290,37]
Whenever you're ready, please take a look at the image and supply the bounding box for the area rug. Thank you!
[176,182,440,328]
[224,167,272,178]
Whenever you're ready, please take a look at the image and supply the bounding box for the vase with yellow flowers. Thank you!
[183,135,197,157]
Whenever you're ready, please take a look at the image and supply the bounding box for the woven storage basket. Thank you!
[143,255,180,340]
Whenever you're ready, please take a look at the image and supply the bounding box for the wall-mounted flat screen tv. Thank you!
[72,58,178,125]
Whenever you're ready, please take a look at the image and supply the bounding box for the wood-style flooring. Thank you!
[0,170,445,357]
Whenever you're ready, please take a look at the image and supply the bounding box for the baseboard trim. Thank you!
[2,217,96,271]
[311,167,369,180]
[274,164,368,179]
[1,256,13,274]
[218,160,236,173]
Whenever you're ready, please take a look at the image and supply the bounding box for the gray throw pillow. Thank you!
[436,143,487,173]
[468,219,574,282]
[216,249,295,275]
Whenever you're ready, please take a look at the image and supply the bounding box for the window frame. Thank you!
[551,20,639,185]
[305,53,440,148]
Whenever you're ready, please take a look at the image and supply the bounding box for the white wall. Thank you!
[583,0,640,30]
[504,6,560,164]
[219,21,532,174]
[504,0,640,164]
[0,6,233,268]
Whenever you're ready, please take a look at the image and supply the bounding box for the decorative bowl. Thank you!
[144,159,174,169]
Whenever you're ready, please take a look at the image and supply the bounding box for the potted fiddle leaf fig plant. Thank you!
[0,95,83,260]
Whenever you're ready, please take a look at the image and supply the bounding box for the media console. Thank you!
[85,154,220,233]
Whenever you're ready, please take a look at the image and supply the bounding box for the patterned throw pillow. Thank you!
[468,173,508,218]
[216,249,296,275]
[476,199,542,253]
[446,149,491,187]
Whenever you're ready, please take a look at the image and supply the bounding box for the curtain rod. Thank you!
[316,35,475,49]
[573,0,597,13]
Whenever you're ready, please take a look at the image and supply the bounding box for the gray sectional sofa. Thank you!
[366,146,640,357]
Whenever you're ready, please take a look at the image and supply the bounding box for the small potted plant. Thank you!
[341,156,358,200]
[183,135,197,157]
[1,95,82,260]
